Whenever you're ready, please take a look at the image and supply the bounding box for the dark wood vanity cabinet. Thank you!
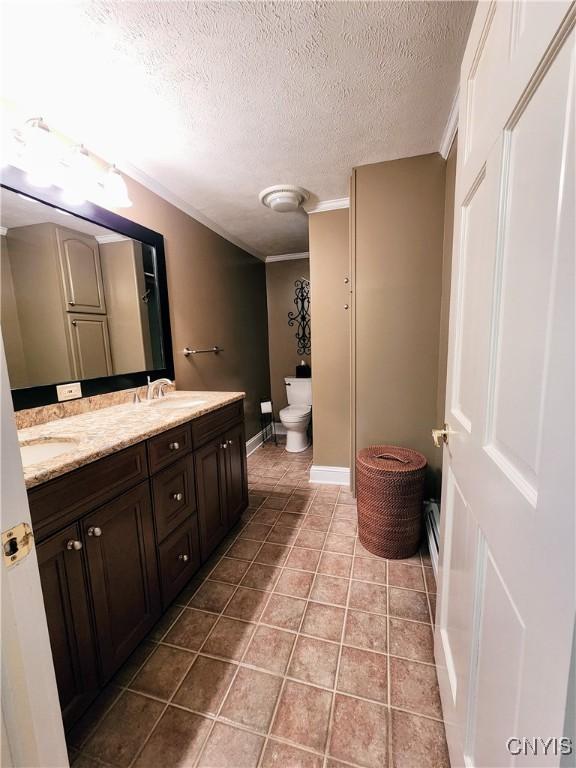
[223,421,248,527]
[195,437,229,560]
[195,417,248,559]
[36,523,99,730]
[82,483,160,681]
[31,399,248,730]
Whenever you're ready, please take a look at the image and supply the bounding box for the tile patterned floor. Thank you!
[69,441,448,768]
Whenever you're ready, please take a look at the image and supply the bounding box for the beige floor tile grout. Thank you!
[72,444,447,768]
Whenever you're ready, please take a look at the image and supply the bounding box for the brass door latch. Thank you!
[432,423,452,448]
[2,522,34,567]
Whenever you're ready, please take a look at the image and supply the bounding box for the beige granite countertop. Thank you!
[18,391,245,489]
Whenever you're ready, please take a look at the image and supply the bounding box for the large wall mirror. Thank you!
[1,167,174,410]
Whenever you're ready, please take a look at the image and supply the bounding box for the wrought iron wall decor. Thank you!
[288,279,311,355]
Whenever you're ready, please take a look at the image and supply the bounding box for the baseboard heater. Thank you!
[423,499,440,577]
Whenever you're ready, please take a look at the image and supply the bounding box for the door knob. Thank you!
[171,492,184,502]
[432,423,451,448]
[66,539,82,551]
[178,553,189,562]
[87,526,102,537]
[169,441,180,451]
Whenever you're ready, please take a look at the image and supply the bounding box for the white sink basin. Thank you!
[146,396,207,409]
[19,437,78,466]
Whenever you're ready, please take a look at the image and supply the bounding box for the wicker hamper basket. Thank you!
[356,445,427,559]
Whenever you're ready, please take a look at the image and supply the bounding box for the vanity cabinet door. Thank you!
[223,421,248,528]
[56,226,106,314]
[68,313,113,379]
[37,523,99,730]
[194,437,228,560]
[83,483,160,682]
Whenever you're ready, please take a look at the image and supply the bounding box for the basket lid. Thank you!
[357,445,427,474]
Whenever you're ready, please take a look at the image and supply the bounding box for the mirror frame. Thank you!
[1,165,175,411]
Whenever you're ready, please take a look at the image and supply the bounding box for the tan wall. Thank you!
[265,259,310,418]
[106,176,270,439]
[437,137,457,428]
[309,209,351,468]
[0,234,28,388]
[353,153,446,488]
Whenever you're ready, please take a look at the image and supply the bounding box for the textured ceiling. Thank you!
[1,1,475,258]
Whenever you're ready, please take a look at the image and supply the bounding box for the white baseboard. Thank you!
[246,429,265,456]
[309,465,351,486]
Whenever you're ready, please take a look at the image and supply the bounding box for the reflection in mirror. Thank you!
[0,187,165,389]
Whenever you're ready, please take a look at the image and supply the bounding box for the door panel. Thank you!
[68,313,113,379]
[57,227,106,314]
[195,438,227,560]
[83,483,160,682]
[471,550,525,768]
[224,421,247,527]
[37,524,98,729]
[436,5,575,767]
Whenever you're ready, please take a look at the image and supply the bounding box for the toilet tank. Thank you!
[285,377,312,406]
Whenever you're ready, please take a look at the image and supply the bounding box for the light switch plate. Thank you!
[56,382,82,401]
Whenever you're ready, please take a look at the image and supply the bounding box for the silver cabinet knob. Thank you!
[178,553,189,563]
[169,441,180,451]
[221,442,228,450]
[68,300,75,306]
[171,492,184,502]
[344,304,349,310]
[87,526,102,537]
[227,439,233,446]
[66,539,82,551]
[344,277,349,284]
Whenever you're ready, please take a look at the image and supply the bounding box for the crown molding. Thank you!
[116,160,266,261]
[0,226,7,236]
[304,197,350,214]
[440,87,459,159]
[265,251,309,263]
[95,233,130,244]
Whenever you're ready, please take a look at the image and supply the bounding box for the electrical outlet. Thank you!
[56,382,82,401]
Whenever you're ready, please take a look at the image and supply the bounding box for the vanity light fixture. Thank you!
[100,164,132,209]
[22,117,61,188]
[61,144,99,205]
[6,117,133,208]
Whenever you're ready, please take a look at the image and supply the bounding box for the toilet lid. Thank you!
[280,405,311,421]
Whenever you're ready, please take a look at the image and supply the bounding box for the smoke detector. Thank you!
[259,184,309,213]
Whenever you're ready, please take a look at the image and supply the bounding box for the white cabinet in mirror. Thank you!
[0,186,166,390]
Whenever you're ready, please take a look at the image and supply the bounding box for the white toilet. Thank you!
[279,377,312,452]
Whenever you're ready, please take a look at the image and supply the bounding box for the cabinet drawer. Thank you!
[158,517,200,607]
[151,455,197,542]
[28,444,148,542]
[147,423,192,474]
[191,400,243,448]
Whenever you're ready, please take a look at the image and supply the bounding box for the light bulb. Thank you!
[61,144,99,205]
[23,118,62,187]
[100,165,132,208]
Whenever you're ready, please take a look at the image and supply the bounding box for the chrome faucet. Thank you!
[146,376,173,400]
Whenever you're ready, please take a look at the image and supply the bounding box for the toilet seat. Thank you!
[279,404,311,423]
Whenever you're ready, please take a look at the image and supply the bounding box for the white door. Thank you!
[435,3,575,767]
[0,339,69,766]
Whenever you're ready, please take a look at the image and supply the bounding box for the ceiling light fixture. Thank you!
[259,184,309,213]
